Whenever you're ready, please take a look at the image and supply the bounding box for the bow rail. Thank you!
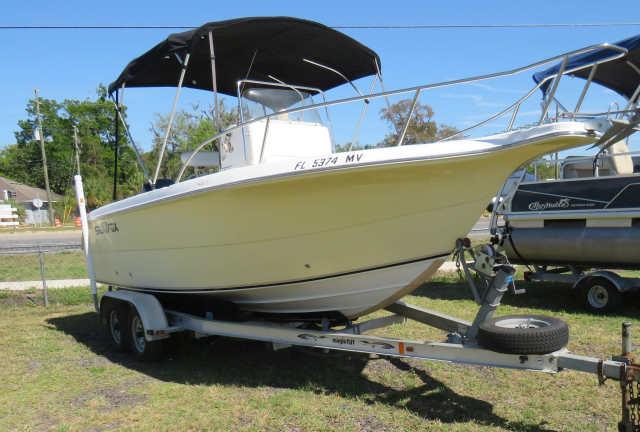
[175,42,630,183]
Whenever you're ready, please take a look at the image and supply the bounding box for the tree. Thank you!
[526,158,558,181]
[149,101,238,180]
[379,99,457,147]
[0,86,143,208]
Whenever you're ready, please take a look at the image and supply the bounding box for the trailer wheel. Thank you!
[103,301,130,352]
[128,309,163,361]
[477,314,569,354]
[580,277,622,314]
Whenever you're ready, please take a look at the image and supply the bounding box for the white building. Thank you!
[0,176,61,224]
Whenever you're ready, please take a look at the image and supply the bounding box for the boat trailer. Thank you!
[74,176,640,431]
[97,239,640,431]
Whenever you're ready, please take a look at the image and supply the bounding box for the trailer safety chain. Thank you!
[620,365,640,432]
[453,238,483,304]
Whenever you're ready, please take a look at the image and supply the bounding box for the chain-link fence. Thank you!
[0,242,85,306]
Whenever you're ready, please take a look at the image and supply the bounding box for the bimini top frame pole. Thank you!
[152,52,191,185]
[539,55,569,125]
[208,31,220,131]
[623,61,640,113]
[113,90,120,200]
[302,58,365,97]
[574,63,599,113]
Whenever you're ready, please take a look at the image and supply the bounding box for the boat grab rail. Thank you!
[176,42,628,183]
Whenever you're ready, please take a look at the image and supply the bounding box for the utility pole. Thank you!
[73,125,81,176]
[34,88,55,226]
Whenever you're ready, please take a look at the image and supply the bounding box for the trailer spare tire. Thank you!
[477,314,569,354]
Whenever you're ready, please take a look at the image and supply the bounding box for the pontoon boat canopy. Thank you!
[108,17,381,96]
[533,34,640,99]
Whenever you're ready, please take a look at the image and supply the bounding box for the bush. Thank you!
[53,189,77,224]
[7,198,26,224]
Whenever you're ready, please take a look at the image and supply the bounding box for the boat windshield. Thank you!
[240,85,325,124]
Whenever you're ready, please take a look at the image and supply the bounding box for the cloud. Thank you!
[440,92,505,108]
[468,82,524,94]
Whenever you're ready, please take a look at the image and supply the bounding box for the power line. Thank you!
[0,22,640,30]
[334,23,640,29]
[0,25,193,29]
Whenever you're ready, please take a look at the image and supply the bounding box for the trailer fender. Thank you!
[100,291,170,341]
[572,271,628,293]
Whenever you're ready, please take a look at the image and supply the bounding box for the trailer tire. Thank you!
[128,308,164,361]
[103,300,130,352]
[579,277,622,314]
[477,314,569,354]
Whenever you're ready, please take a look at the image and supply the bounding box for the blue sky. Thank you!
[1,0,639,156]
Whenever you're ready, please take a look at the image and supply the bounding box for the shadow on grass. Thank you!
[48,312,555,432]
[415,278,640,318]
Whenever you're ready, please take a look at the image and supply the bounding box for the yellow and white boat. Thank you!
[89,17,626,321]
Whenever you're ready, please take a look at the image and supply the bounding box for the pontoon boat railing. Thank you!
[176,42,631,183]
[522,149,640,180]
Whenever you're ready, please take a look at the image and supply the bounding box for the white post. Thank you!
[37,244,49,307]
[74,175,98,311]
[152,53,191,185]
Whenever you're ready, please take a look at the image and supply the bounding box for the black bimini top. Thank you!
[533,34,640,99]
[108,17,381,96]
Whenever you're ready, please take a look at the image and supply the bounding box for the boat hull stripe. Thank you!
[101,252,451,293]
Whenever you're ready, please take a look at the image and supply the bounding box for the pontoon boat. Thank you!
[496,34,640,267]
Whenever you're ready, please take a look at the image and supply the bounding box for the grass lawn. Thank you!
[0,276,638,431]
[0,251,87,281]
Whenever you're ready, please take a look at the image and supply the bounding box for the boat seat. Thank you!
[608,140,634,175]
[143,178,174,192]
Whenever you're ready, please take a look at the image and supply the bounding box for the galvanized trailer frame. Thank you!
[141,300,631,381]
[97,283,640,430]
[95,249,640,430]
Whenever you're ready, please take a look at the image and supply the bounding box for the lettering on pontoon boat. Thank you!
[528,198,571,211]
[95,222,119,235]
